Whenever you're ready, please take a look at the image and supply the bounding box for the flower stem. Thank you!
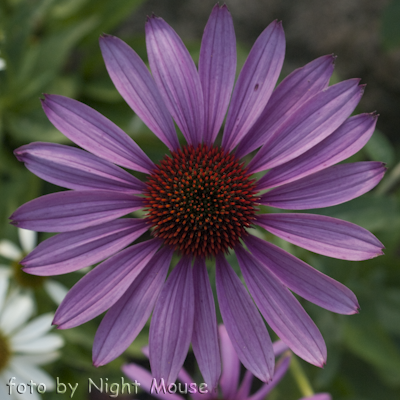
[289,356,314,397]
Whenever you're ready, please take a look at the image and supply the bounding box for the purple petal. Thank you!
[236,245,326,367]
[215,254,274,382]
[41,95,153,173]
[244,235,359,314]
[222,20,285,151]
[218,324,241,399]
[249,354,291,400]
[93,246,173,366]
[22,219,149,275]
[192,258,221,391]
[149,256,194,385]
[256,213,384,260]
[199,4,236,145]
[236,55,335,158]
[248,79,364,173]
[122,364,184,400]
[259,162,386,210]
[258,113,377,190]
[10,190,144,232]
[99,35,179,151]
[146,16,204,145]
[15,142,145,193]
[53,239,160,328]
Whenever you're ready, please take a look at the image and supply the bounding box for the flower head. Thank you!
[0,273,64,398]
[11,3,384,390]
[122,325,331,400]
[0,229,67,305]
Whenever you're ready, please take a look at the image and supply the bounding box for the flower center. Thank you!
[0,329,11,373]
[144,144,258,257]
[12,260,46,288]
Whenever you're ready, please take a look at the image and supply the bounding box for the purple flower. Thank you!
[11,3,384,390]
[122,325,331,400]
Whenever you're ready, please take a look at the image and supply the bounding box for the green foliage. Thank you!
[381,0,400,50]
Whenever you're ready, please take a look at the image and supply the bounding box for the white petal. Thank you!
[0,240,22,260]
[0,373,10,398]
[43,280,68,305]
[11,313,54,345]
[0,294,34,334]
[0,274,10,312]
[12,334,64,353]
[18,229,37,253]
[1,368,41,400]
[0,266,11,277]
[10,359,55,390]
[15,390,41,400]
[12,352,60,366]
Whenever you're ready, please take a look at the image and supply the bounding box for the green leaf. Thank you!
[2,18,96,110]
[343,312,400,387]
[82,78,122,103]
[76,0,145,43]
[308,194,400,232]
[18,19,95,97]
[6,111,71,143]
[51,0,89,19]
[376,289,400,336]
[364,129,395,167]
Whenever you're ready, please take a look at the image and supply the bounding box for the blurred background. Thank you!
[1,0,400,399]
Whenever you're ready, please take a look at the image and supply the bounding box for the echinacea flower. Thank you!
[0,228,68,305]
[0,273,64,399]
[122,325,331,400]
[11,3,384,390]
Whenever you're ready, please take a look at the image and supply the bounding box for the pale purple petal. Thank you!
[249,354,291,400]
[273,340,289,356]
[53,239,160,328]
[244,235,359,314]
[256,213,384,260]
[146,16,204,145]
[41,94,154,173]
[258,113,378,190]
[10,190,144,232]
[259,162,386,209]
[22,219,149,275]
[93,246,173,366]
[192,258,221,391]
[234,371,253,400]
[218,324,241,400]
[248,79,364,173]
[149,256,194,385]
[15,142,145,193]
[222,20,285,151]
[236,55,335,158]
[199,4,236,145]
[236,245,326,367]
[122,364,183,400]
[100,35,179,151]
[215,254,274,382]
[177,368,210,400]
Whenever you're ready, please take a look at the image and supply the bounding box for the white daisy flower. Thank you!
[0,229,68,305]
[0,273,64,399]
